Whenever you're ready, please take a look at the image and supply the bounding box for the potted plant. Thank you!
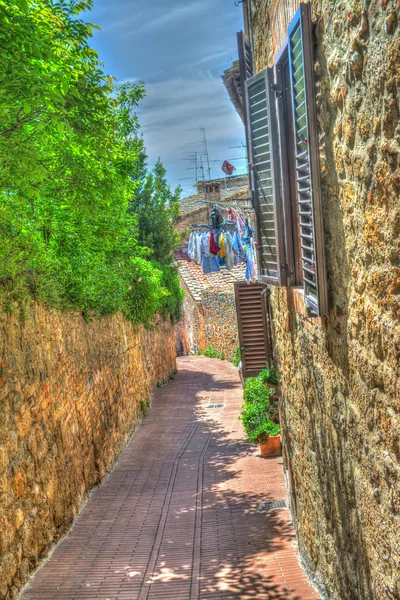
[259,365,279,396]
[239,373,281,457]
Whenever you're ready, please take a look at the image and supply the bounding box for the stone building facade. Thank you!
[0,305,176,599]
[175,249,246,360]
[227,1,400,599]
[175,176,252,361]
[176,174,250,247]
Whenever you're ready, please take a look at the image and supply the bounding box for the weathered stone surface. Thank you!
[0,304,176,599]
[176,277,239,360]
[249,0,400,599]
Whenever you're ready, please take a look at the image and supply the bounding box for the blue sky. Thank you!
[85,0,247,197]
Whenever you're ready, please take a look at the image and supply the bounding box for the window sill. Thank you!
[289,287,326,326]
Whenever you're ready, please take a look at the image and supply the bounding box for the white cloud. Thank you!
[135,73,246,194]
[132,1,212,36]
[181,50,231,70]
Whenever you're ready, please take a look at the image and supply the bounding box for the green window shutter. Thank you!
[245,68,286,286]
[288,3,329,316]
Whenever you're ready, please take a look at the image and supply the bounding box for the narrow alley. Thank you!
[21,357,319,600]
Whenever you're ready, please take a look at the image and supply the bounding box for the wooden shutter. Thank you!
[234,282,273,380]
[245,69,286,286]
[288,3,329,317]
[237,30,253,174]
[237,31,253,85]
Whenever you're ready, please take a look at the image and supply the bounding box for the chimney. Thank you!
[203,182,221,203]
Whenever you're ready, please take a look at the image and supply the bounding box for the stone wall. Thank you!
[248,1,400,599]
[176,207,209,247]
[0,304,176,599]
[175,278,205,354]
[176,278,239,361]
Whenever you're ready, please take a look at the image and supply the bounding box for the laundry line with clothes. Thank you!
[187,206,257,284]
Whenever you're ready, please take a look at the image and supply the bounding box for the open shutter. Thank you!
[245,68,286,286]
[237,31,253,85]
[288,3,329,316]
[234,282,273,380]
[237,30,253,175]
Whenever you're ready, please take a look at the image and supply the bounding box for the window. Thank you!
[239,3,329,317]
[245,69,286,286]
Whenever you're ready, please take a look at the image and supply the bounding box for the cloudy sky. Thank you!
[84,0,247,197]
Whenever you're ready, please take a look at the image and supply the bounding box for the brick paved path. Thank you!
[22,356,319,600]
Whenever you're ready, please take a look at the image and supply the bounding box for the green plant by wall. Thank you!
[140,398,150,416]
[231,347,241,367]
[259,365,278,385]
[239,372,280,444]
[203,345,225,360]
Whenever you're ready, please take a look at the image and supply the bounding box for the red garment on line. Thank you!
[209,232,220,255]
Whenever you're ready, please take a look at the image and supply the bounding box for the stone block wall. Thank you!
[202,289,240,360]
[0,304,176,599]
[176,279,239,360]
[248,1,400,599]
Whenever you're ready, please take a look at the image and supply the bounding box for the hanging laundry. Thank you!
[200,231,220,274]
[232,231,245,265]
[245,222,254,241]
[224,231,235,271]
[209,231,220,255]
[200,231,211,256]
[218,232,226,259]
[202,255,220,274]
[193,232,202,264]
[188,231,196,261]
[245,239,257,283]
[236,216,243,237]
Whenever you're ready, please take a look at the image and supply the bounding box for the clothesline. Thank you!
[187,207,257,284]
[186,197,254,219]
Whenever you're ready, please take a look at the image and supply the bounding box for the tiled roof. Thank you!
[196,174,248,185]
[175,249,246,303]
[178,195,205,215]
[220,181,249,202]
[178,182,250,217]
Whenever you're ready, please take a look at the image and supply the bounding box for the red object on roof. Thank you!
[222,160,235,175]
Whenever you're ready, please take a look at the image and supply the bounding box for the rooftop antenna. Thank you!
[181,150,210,183]
[199,154,205,181]
[187,127,212,180]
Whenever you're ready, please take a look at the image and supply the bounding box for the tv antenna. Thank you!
[181,151,205,182]
[187,126,212,180]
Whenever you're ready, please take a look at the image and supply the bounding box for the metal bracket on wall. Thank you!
[270,83,283,98]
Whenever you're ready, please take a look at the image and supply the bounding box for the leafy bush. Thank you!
[203,345,225,360]
[231,347,241,367]
[243,376,269,404]
[259,365,278,385]
[239,372,280,444]
[0,1,183,326]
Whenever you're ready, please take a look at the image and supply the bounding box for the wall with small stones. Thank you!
[249,1,400,599]
[201,289,240,360]
[175,278,206,354]
[176,279,239,360]
[175,207,209,248]
[0,304,176,600]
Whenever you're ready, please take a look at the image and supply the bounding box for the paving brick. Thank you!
[21,357,319,600]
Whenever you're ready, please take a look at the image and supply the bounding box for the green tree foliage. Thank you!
[0,0,183,324]
[130,160,181,266]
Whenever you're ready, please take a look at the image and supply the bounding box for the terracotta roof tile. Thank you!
[175,249,246,302]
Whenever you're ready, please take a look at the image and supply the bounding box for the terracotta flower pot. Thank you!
[259,435,281,457]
